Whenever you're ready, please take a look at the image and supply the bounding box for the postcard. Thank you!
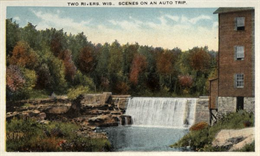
[0,0,259,155]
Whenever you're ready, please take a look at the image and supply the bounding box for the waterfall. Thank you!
[125,97,197,128]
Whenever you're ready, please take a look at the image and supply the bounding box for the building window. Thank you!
[234,46,245,60]
[235,17,245,31]
[235,74,244,88]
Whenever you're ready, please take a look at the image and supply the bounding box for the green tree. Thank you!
[108,40,124,93]
[6,19,21,56]
[67,32,88,63]
[20,22,42,51]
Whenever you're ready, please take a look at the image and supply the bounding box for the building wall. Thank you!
[244,97,255,113]
[218,10,254,97]
[195,97,210,124]
[218,97,236,115]
[218,96,255,115]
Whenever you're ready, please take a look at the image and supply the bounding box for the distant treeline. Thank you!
[6,18,217,100]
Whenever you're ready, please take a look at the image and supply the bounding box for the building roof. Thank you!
[214,7,254,14]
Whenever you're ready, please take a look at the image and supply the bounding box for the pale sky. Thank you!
[7,7,218,51]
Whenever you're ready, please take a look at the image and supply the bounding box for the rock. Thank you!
[46,106,70,114]
[31,110,41,115]
[38,120,50,125]
[229,135,254,151]
[111,111,121,115]
[112,96,129,111]
[102,92,112,104]
[212,127,254,151]
[88,115,109,122]
[66,95,84,117]
[37,112,46,120]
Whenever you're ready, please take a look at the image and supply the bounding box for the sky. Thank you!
[7,7,218,51]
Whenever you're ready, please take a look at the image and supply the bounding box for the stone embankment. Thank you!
[212,127,254,151]
[6,92,131,132]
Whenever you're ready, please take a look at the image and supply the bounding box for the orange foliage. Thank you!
[189,48,211,72]
[178,75,193,88]
[78,46,96,74]
[189,122,208,131]
[31,137,63,151]
[156,51,174,75]
[129,54,147,84]
[115,81,129,94]
[9,41,38,69]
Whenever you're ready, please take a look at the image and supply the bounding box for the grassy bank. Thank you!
[170,111,254,151]
[6,118,111,152]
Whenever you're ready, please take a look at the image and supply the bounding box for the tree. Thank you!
[178,75,193,94]
[6,65,25,93]
[138,46,159,92]
[6,19,21,56]
[20,68,37,93]
[6,65,37,100]
[9,41,38,70]
[129,54,147,85]
[114,81,129,94]
[67,32,89,63]
[156,50,175,75]
[78,44,96,75]
[20,22,41,51]
[189,47,211,73]
[35,63,51,90]
[48,56,68,93]
[122,43,139,78]
[108,40,123,74]
[50,29,67,57]
[72,70,95,91]
[58,49,77,82]
[156,50,178,92]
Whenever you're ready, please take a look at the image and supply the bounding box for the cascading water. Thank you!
[125,97,197,128]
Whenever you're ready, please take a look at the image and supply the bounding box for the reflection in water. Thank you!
[103,126,189,151]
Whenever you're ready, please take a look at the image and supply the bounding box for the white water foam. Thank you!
[125,97,197,128]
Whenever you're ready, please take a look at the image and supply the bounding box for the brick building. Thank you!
[209,8,255,124]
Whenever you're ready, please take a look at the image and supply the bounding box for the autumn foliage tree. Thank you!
[189,47,211,73]
[50,29,67,57]
[6,65,25,93]
[156,50,175,75]
[178,75,193,94]
[78,45,96,74]
[9,41,38,69]
[58,49,77,82]
[6,19,217,99]
[129,54,147,85]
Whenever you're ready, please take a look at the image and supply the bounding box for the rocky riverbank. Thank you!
[170,111,254,152]
[212,127,254,151]
[6,92,132,142]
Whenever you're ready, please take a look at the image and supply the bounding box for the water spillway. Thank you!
[125,97,197,128]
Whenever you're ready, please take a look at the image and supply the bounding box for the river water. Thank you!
[103,126,189,151]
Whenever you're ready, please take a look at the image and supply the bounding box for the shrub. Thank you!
[67,85,90,100]
[6,118,111,152]
[27,89,49,100]
[189,122,208,131]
